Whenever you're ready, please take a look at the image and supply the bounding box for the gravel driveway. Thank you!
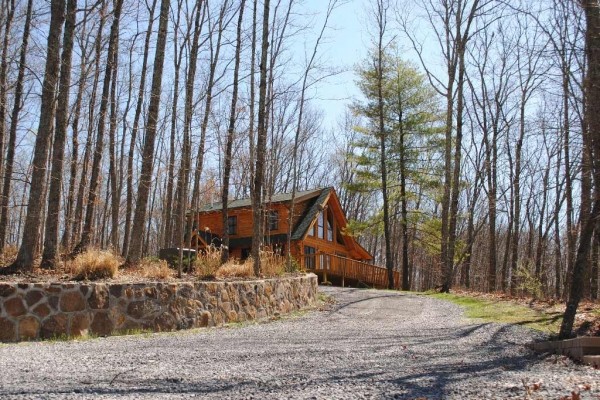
[0,286,598,399]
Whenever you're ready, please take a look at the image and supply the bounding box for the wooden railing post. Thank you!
[321,253,328,283]
[342,257,345,287]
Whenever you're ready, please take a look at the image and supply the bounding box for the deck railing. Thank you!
[298,252,400,289]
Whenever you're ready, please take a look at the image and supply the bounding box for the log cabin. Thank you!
[191,187,372,267]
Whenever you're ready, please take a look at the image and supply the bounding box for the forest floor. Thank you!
[0,286,599,399]
[430,290,600,337]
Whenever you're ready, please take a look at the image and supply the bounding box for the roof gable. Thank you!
[290,187,332,240]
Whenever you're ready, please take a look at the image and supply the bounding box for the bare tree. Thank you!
[126,0,171,264]
[0,0,33,253]
[73,0,124,255]
[559,0,600,339]
[2,0,65,273]
[221,0,246,264]
[122,0,158,257]
[40,0,78,269]
[251,0,271,276]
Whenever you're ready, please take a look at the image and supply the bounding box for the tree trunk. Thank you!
[61,12,91,252]
[2,0,65,273]
[126,0,170,264]
[108,43,120,250]
[122,0,158,257]
[40,0,77,269]
[252,0,271,276]
[73,0,123,255]
[0,0,33,253]
[172,0,205,258]
[0,0,15,197]
[221,0,245,264]
[560,0,600,339]
[190,0,228,211]
[163,0,186,249]
[72,6,105,246]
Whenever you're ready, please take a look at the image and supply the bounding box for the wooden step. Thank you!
[533,337,600,362]
[582,355,600,368]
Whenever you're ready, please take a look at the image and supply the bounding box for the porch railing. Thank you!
[298,252,400,289]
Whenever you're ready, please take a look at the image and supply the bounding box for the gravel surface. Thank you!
[0,286,598,399]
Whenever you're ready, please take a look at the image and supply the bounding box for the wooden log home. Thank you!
[191,187,400,288]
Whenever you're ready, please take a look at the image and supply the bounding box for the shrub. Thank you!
[515,263,543,299]
[137,257,172,280]
[72,249,121,280]
[194,245,221,279]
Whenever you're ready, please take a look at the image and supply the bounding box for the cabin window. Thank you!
[268,210,279,231]
[326,211,333,241]
[317,211,324,239]
[304,246,316,269]
[227,216,237,235]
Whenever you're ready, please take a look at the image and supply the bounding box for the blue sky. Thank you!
[300,0,371,131]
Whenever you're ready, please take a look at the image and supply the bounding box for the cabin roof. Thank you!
[196,188,324,212]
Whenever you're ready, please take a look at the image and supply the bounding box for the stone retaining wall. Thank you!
[0,273,318,342]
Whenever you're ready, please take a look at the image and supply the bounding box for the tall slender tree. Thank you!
[2,0,65,273]
[73,0,124,255]
[126,0,171,264]
[0,0,33,253]
[40,0,78,269]
[221,0,246,264]
[251,0,271,276]
[560,0,600,339]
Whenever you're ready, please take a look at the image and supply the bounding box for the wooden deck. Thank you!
[299,253,400,289]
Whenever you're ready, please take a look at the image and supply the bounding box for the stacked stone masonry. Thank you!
[0,274,318,342]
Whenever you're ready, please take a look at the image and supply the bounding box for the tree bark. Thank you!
[0,0,33,253]
[122,0,158,257]
[126,0,170,264]
[2,0,65,273]
[560,0,600,339]
[72,0,123,255]
[252,0,271,276]
[0,0,15,197]
[40,0,77,269]
[221,0,245,264]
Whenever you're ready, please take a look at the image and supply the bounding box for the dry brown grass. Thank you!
[216,259,253,278]
[214,250,285,279]
[259,250,286,277]
[0,245,18,266]
[71,249,121,280]
[135,257,172,280]
[194,245,222,279]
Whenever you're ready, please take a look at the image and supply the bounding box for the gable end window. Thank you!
[268,211,279,231]
[326,211,333,241]
[317,211,324,239]
[227,216,237,235]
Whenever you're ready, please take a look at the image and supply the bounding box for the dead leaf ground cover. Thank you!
[428,290,600,337]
